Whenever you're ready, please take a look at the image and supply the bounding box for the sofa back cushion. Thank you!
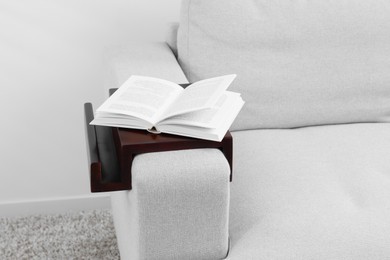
[177,0,390,131]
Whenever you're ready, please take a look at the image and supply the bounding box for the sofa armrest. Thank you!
[111,148,230,260]
[103,42,188,92]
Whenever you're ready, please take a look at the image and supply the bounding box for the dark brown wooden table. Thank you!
[112,128,233,190]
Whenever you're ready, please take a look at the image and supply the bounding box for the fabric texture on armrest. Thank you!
[111,148,230,260]
[103,42,188,92]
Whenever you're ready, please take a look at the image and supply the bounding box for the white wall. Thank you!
[0,0,182,215]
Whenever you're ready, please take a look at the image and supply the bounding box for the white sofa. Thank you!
[105,1,390,259]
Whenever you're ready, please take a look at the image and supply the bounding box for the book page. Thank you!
[158,92,244,141]
[161,74,236,119]
[89,114,152,129]
[157,91,239,128]
[96,76,183,124]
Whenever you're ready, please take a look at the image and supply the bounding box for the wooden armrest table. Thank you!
[112,128,233,190]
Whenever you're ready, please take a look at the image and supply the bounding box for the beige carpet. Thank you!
[0,209,119,259]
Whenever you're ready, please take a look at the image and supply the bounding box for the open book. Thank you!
[90,75,244,142]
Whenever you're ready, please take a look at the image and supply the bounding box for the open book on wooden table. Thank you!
[90,74,244,142]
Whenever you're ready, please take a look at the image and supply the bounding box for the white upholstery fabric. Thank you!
[103,42,188,92]
[165,22,180,57]
[177,0,390,131]
[228,123,390,259]
[111,149,230,260]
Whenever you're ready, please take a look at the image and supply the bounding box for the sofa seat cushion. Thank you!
[229,123,390,259]
[178,0,390,131]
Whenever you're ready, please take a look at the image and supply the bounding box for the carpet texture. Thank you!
[0,209,119,259]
